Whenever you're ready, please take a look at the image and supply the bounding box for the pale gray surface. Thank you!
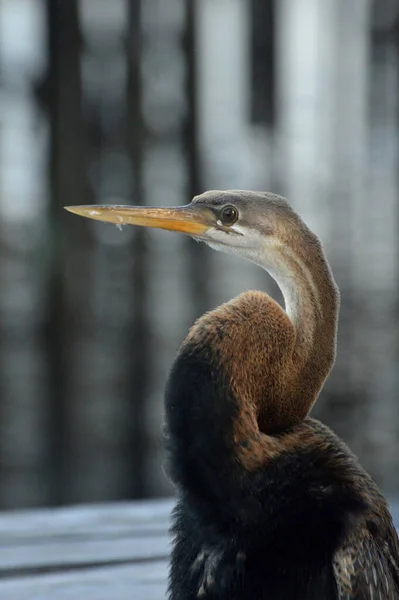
[0,499,172,538]
[0,499,174,600]
[0,562,168,600]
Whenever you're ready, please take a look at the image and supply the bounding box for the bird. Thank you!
[66,190,399,599]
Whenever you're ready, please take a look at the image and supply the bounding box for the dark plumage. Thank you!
[66,190,399,599]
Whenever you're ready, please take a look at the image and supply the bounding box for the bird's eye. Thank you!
[219,205,238,226]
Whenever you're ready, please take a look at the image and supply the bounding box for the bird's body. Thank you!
[165,292,399,600]
[66,190,399,599]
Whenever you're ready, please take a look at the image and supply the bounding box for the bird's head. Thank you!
[65,190,311,273]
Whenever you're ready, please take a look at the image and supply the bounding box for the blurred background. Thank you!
[0,0,398,510]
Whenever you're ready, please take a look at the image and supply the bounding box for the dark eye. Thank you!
[219,205,238,226]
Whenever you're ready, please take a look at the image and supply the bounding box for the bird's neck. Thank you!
[223,241,340,469]
[261,237,340,404]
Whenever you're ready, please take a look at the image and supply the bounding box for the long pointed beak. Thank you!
[64,204,215,236]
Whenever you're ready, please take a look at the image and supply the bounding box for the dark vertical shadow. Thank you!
[183,0,212,319]
[43,0,87,505]
[0,0,5,495]
[249,0,281,294]
[125,0,150,498]
[392,8,399,494]
[394,9,399,335]
[250,0,275,127]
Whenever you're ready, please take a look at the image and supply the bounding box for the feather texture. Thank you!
[334,526,399,599]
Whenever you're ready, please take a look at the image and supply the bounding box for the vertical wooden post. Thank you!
[250,0,275,127]
[45,0,87,504]
[183,0,212,318]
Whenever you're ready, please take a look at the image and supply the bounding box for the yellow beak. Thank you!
[64,204,214,236]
